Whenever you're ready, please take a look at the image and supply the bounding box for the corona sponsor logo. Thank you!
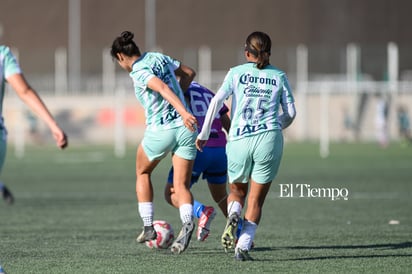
[239,73,277,86]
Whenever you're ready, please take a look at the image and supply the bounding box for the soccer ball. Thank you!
[145,220,175,249]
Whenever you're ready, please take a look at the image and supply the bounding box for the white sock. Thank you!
[138,202,153,227]
[227,201,242,216]
[236,220,257,251]
[179,203,193,224]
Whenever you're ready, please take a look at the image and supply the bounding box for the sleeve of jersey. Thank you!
[133,69,155,86]
[4,46,22,78]
[279,103,296,129]
[278,74,296,129]
[197,90,227,140]
[165,55,181,70]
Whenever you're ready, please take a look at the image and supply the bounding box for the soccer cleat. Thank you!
[136,225,157,243]
[235,248,254,261]
[0,264,6,274]
[1,185,14,205]
[221,212,240,251]
[197,206,216,241]
[170,220,194,254]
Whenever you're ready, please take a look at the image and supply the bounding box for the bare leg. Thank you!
[207,183,228,217]
[170,154,196,254]
[227,182,248,211]
[135,144,160,202]
[164,184,178,207]
[244,179,271,224]
[171,154,194,206]
[135,144,161,243]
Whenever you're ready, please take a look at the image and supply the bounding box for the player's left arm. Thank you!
[7,73,68,149]
[174,64,196,92]
[278,74,296,129]
[278,102,296,129]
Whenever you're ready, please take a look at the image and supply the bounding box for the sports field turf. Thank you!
[1,142,411,273]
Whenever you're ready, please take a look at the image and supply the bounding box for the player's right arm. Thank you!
[147,76,197,132]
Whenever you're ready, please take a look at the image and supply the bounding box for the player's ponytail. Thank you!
[245,31,271,69]
[110,31,141,60]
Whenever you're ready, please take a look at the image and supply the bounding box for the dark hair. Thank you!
[110,31,141,60]
[245,31,271,69]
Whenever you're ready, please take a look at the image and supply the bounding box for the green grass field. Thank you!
[1,142,411,273]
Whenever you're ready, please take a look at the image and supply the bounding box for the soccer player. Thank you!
[196,31,296,261]
[110,31,198,254]
[0,45,68,204]
[165,81,230,241]
[397,105,412,145]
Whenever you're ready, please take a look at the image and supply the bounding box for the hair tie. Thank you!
[245,45,258,56]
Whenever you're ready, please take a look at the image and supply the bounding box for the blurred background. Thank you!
[1,0,412,156]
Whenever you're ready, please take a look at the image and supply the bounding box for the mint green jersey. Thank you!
[217,62,294,140]
[129,52,189,130]
[0,46,21,118]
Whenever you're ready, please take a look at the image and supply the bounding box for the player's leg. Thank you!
[164,165,196,210]
[234,180,271,261]
[137,128,177,242]
[196,198,217,241]
[203,147,228,217]
[222,182,248,250]
[0,127,13,205]
[196,147,228,241]
[171,154,194,209]
[190,147,223,241]
[206,183,228,216]
[244,181,271,224]
[0,182,13,205]
[189,147,209,219]
[165,155,218,242]
[235,130,283,261]
[197,183,227,241]
[221,138,252,250]
[170,126,197,254]
[164,167,178,207]
[135,143,161,243]
[170,154,195,253]
[166,152,205,215]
